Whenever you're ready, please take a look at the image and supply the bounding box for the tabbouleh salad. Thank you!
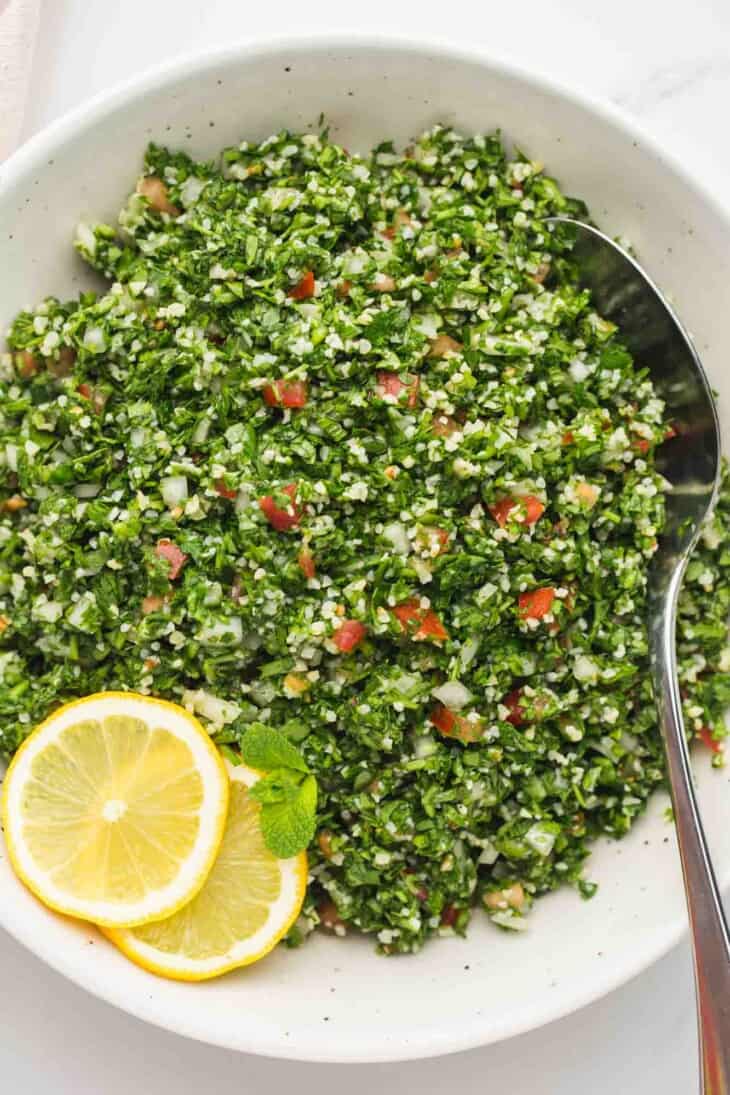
[1,124,729,954]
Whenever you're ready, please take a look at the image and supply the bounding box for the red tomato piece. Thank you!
[416,526,450,556]
[77,383,107,414]
[431,414,461,438]
[430,704,456,735]
[489,498,515,528]
[214,479,237,500]
[288,270,315,300]
[489,495,545,529]
[430,705,484,743]
[440,904,459,927]
[393,598,448,642]
[376,371,419,409]
[415,611,449,642]
[633,438,651,454]
[141,595,165,614]
[298,547,316,579]
[433,527,450,552]
[518,587,556,620]
[698,726,723,754]
[664,423,678,441]
[392,599,421,628]
[562,430,575,446]
[262,380,308,408]
[259,483,302,531]
[333,619,367,652]
[155,539,188,580]
[502,688,526,726]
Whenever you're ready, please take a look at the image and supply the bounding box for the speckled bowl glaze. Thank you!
[1,35,729,1063]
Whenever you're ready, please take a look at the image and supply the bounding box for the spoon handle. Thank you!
[651,564,730,1095]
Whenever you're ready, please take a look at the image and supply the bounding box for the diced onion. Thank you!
[432,680,472,710]
[73,482,101,498]
[234,488,251,513]
[459,637,480,669]
[192,418,211,445]
[75,221,97,255]
[383,521,410,555]
[199,617,243,644]
[161,475,188,507]
[391,672,420,696]
[180,176,206,207]
[573,654,599,683]
[414,735,438,758]
[182,688,241,727]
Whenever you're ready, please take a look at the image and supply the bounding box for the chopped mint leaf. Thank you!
[257,774,317,859]
[241,723,309,774]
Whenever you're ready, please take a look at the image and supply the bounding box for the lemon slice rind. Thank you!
[1,692,229,928]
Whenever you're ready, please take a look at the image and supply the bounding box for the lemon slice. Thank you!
[1,692,229,928]
[104,763,307,980]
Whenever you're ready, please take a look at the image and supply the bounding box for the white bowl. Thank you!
[1,35,730,1064]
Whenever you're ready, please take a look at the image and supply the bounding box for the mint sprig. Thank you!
[241,724,317,858]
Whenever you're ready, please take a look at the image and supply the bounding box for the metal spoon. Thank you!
[550,217,729,1093]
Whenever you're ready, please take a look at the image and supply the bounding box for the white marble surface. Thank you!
[4,1,730,1090]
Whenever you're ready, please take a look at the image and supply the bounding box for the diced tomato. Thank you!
[214,479,237,500]
[502,688,526,726]
[431,414,460,438]
[523,496,545,524]
[562,430,574,446]
[141,595,165,614]
[431,705,488,740]
[77,383,107,414]
[258,483,302,531]
[633,438,651,454]
[16,350,39,378]
[317,830,335,859]
[489,498,515,528]
[431,704,484,742]
[440,904,459,927]
[155,539,188,580]
[288,270,315,300]
[417,612,448,642]
[698,726,723,754]
[376,371,419,409]
[393,598,448,642]
[489,495,545,529]
[416,526,450,556]
[664,423,678,441]
[518,587,556,620]
[430,704,456,735]
[318,899,346,932]
[333,619,367,653]
[428,334,463,358]
[262,380,308,408]
[337,279,352,298]
[298,547,316,579]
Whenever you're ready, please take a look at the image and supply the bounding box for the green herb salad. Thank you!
[2,125,729,953]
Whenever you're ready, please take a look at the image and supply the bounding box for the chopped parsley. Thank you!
[1,125,729,953]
